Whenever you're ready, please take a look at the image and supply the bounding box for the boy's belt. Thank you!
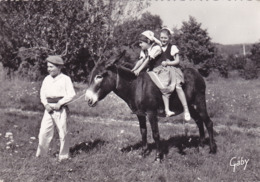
[47,97,63,103]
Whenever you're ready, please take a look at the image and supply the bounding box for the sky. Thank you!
[147,0,260,45]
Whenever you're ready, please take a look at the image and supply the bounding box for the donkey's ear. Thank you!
[105,63,115,70]
[113,49,126,65]
[105,49,126,69]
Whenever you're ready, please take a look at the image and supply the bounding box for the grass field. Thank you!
[0,75,259,182]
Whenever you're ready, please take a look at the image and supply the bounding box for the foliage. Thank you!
[112,12,163,66]
[235,41,260,80]
[0,0,149,82]
[240,58,258,80]
[15,47,49,81]
[213,43,260,79]
[226,54,246,70]
[249,41,260,68]
[222,42,260,79]
[174,16,216,65]
[1,1,258,81]
[113,12,162,47]
[199,54,229,78]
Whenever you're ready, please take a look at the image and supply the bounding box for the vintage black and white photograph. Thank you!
[0,0,259,181]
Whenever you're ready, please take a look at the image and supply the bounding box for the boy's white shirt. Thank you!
[40,73,76,106]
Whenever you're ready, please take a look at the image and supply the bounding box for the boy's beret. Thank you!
[46,55,64,65]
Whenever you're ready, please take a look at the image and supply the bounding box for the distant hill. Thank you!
[214,43,253,57]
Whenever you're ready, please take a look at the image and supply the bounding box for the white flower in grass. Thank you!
[14,151,18,153]
[0,133,2,137]
[14,125,18,128]
[6,146,10,150]
[6,141,12,145]
[5,132,13,138]
[30,137,36,140]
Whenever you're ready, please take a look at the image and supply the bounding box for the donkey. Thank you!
[85,50,217,161]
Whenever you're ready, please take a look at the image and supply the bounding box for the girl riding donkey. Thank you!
[131,29,191,121]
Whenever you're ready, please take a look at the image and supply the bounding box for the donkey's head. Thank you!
[85,50,126,107]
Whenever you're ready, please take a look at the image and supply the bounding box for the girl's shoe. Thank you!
[184,111,191,121]
[166,111,175,117]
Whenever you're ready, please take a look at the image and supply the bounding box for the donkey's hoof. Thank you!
[209,144,217,154]
[199,138,206,147]
[199,142,205,148]
[139,151,148,158]
[154,153,163,163]
[154,157,161,163]
[138,152,144,158]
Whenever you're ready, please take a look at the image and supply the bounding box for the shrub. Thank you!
[240,59,258,80]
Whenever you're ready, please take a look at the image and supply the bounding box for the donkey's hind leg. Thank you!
[189,106,206,147]
[203,115,217,153]
[193,95,217,154]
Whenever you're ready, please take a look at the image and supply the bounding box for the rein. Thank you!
[64,90,86,106]
[116,67,120,90]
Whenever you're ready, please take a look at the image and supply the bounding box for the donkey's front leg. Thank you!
[137,115,149,157]
[147,112,162,162]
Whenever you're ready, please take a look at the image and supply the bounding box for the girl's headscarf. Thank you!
[140,30,162,46]
[160,27,174,35]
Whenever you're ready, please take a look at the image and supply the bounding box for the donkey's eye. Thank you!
[95,75,103,80]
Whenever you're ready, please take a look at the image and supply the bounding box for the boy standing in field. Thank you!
[36,55,76,162]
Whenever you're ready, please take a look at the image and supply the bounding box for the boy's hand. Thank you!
[45,104,54,114]
[53,103,62,111]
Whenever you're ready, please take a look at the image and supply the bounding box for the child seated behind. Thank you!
[159,27,191,120]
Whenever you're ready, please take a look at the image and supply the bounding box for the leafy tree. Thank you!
[227,54,246,70]
[112,12,162,66]
[249,41,260,68]
[113,12,162,46]
[175,16,215,65]
[0,0,149,81]
[241,58,258,79]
